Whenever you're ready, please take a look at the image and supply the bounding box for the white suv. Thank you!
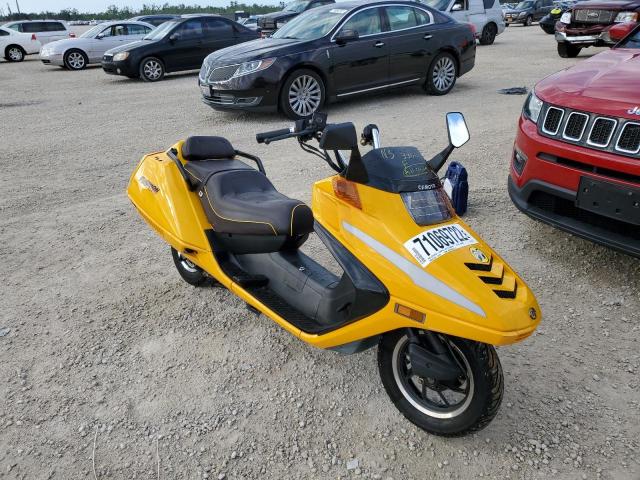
[0,26,42,62]
[3,20,74,45]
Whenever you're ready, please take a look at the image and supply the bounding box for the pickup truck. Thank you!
[257,0,335,36]
[555,0,640,57]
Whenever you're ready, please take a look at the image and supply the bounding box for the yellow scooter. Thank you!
[127,112,540,436]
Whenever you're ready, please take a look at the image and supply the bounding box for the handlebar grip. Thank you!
[256,128,292,144]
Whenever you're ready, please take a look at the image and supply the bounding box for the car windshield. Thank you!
[283,1,310,13]
[272,7,348,40]
[422,0,451,11]
[80,25,105,38]
[618,27,640,48]
[515,1,534,8]
[143,20,177,40]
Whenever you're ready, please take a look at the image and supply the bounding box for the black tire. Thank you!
[5,45,25,62]
[557,42,581,58]
[378,330,503,437]
[139,57,165,82]
[171,247,209,287]
[424,52,458,96]
[524,15,533,26]
[479,23,497,45]
[279,68,325,120]
[63,49,88,70]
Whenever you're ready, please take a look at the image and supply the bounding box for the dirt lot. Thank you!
[0,25,638,480]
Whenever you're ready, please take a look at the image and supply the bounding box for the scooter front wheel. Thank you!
[171,247,212,287]
[378,330,503,437]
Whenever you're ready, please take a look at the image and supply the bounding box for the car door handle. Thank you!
[424,34,433,40]
[374,41,385,48]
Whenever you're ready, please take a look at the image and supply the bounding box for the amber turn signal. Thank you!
[332,177,362,209]
[394,303,426,323]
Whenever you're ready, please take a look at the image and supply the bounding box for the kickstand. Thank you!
[246,303,260,316]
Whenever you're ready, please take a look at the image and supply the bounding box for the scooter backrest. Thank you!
[319,123,358,151]
[182,136,235,161]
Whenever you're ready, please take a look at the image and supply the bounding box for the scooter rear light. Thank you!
[333,177,362,209]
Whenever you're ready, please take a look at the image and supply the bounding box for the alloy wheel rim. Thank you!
[432,57,455,92]
[289,75,321,117]
[9,47,22,61]
[68,52,85,69]
[178,253,199,273]
[144,60,162,80]
[391,334,474,419]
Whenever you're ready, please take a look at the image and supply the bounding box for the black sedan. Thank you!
[102,15,259,82]
[198,1,476,119]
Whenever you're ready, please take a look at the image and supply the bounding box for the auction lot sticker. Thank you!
[404,224,477,267]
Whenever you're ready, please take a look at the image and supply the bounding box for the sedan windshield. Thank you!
[284,1,310,13]
[515,1,534,9]
[144,20,177,40]
[272,7,348,40]
[80,25,105,38]
[422,0,451,11]
[619,28,640,48]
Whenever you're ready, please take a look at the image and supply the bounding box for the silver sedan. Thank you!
[39,21,154,70]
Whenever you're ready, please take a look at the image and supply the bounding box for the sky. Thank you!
[9,0,283,13]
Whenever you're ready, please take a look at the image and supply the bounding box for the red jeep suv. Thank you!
[509,25,640,257]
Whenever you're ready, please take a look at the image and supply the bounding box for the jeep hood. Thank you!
[536,48,640,119]
[572,0,638,10]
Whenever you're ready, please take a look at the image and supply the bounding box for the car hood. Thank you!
[43,37,88,51]
[572,0,638,10]
[204,37,304,65]
[536,48,640,119]
[504,8,528,13]
[105,39,156,54]
[259,11,298,21]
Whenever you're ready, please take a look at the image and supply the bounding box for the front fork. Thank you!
[405,328,464,382]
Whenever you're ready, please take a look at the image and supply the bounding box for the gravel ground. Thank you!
[1,25,638,480]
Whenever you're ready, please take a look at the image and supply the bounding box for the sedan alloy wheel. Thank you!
[65,50,87,70]
[6,46,24,62]
[288,74,322,118]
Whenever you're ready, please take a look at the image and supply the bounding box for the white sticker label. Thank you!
[404,224,477,267]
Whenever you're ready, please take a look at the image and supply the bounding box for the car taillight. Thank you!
[69,32,76,38]
[31,34,37,40]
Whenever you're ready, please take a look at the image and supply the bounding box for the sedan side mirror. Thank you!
[96,33,105,39]
[335,29,359,45]
[169,33,180,42]
[446,112,470,148]
[451,3,463,11]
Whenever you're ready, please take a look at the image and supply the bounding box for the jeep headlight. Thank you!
[560,11,571,23]
[523,91,543,123]
[113,52,129,61]
[614,11,638,22]
[232,58,276,78]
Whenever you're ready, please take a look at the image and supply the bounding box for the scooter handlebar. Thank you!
[256,128,293,144]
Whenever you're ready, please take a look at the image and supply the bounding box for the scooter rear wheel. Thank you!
[377,330,503,437]
[171,247,211,287]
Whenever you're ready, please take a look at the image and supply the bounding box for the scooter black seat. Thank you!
[181,136,314,241]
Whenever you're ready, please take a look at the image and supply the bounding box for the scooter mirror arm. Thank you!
[167,148,196,191]
[427,143,454,173]
[234,150,266,174]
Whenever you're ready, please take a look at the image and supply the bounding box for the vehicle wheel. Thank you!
[557,42,581,58]
[525,15,533,26]
[64,49,88,70]
[378,330,503,437]
[139,57,165,82]
[425,52,457,96]
[479,23,497,45]
[171,247,212,286]
[5,45,25,62]
[280,68,325,120]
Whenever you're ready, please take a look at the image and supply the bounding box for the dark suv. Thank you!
[503,0,554,26]
[257,0,336,36]
[555,0,640,57]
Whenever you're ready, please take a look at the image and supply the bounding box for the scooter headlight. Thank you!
[402,189,454,226]
[523,91,543,123]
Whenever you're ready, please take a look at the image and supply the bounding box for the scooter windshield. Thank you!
[401,189,454,226]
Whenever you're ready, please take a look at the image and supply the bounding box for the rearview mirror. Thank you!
[446,112,470,148]
[320,123,358,150]
[335,29,359,45]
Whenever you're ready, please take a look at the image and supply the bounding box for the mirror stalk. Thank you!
[428,144,454,173]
